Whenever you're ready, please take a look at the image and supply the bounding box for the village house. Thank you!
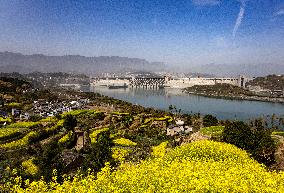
[166,119,193,136]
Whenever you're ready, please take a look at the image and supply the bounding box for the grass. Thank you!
[200,126,224,137]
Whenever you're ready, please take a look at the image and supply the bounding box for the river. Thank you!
[90,86,284,121]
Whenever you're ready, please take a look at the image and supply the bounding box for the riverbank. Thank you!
[183,84,284,104]
[183,91,284,104]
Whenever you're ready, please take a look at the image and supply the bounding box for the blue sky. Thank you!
[0,0,283,66]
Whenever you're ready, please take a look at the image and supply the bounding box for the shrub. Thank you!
[223,121,276,166]
[63,115,77,131]
[203,114,218,127]
[83,129,114,172]
[200,126,224,138]
[34,140,63,182]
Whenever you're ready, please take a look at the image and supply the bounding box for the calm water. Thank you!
[90,87,284,121]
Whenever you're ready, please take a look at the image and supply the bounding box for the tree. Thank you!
[223,121,276,166]
[35,141,63,182]
[203,114,218,127]
[63,114,77,131]
[223,121,254,150]
[168,105,173,112]
[83,130,114,173]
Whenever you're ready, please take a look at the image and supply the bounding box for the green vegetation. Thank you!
[203,114,218,127]
[200,126,224,137]
[223,121,276,166]
[63,114,77,131]
[247,74,284,91]
[83,129,114,173]
[184,83,254,97]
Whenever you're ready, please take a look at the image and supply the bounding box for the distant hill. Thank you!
[0,76,32,93]
[0,52,165,75]
[190,63,284,77]
[247,74,284,91]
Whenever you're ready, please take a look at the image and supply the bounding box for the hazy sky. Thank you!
[0,0,284,66]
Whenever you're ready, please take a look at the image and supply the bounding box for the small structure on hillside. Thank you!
[166,119,193,136]
[20,112,30,120]
[151,120,168,128]
[0,110,8,118]
[74,129,88,151]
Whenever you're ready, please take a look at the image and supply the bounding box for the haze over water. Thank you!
[91,87,284,121]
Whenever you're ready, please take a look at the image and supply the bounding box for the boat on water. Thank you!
[108,84,128,89]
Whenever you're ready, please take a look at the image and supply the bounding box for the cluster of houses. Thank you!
[0,98,91,123]
[167,119,193,136]
[32,99,90,118]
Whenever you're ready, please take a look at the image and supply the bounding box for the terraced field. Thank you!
[0,109,176,189]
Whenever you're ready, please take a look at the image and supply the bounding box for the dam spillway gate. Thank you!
[129,77,165,88]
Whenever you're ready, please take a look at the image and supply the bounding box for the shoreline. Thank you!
[183,91,284,104]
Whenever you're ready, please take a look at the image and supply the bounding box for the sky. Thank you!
[0,0,284,67]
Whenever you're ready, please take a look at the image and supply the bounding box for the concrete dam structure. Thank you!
[91,76,250,89]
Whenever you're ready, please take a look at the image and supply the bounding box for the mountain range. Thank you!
[190,63,284,77]
[0,52,283,77]
[0,52,165,75]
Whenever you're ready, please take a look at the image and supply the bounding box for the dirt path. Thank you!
[75,135,84,151]
[271,135,284,171]
[87,105,117,113]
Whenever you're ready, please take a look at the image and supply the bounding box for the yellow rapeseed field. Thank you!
[89,128,109,144]
[11,140,284,192]
[113,138,137,146]
[21,158,39,177]
[58,131,73,144]
[0,131,38,150]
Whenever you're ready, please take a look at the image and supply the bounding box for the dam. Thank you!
[91,76,251,89]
